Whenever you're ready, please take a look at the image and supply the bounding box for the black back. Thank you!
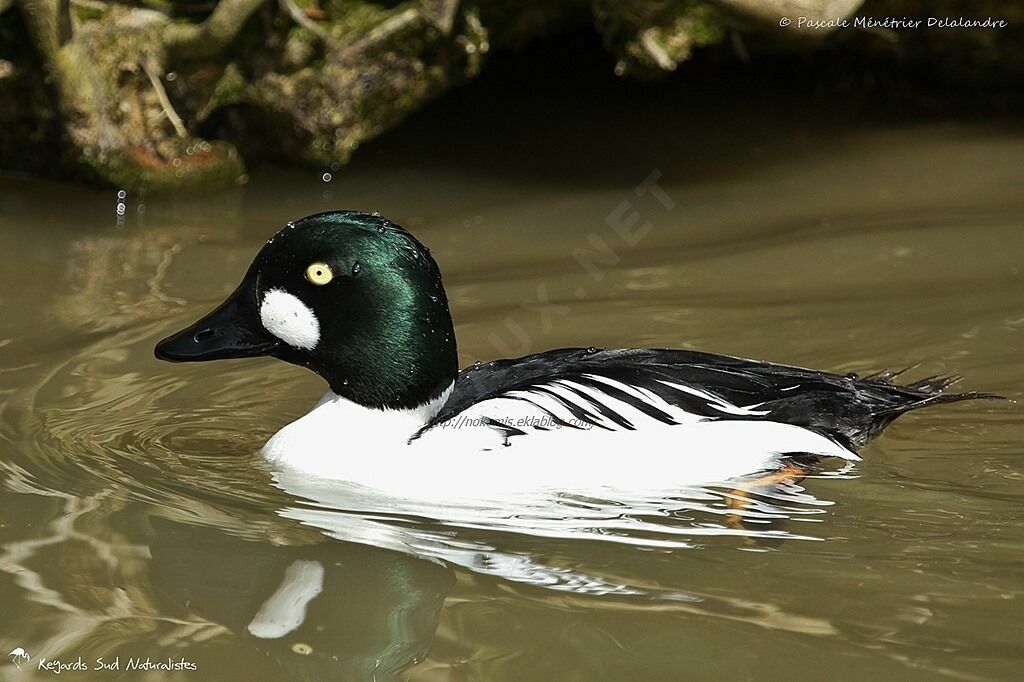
[424,347,996,448]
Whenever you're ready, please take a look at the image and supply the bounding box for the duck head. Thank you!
[155,211,458,410]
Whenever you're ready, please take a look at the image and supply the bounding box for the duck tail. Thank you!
[867,373,1005,435]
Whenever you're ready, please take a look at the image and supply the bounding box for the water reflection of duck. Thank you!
[155,211,996,497]
[148,518,453,681]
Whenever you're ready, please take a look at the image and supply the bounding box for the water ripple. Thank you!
[1,322,856,600]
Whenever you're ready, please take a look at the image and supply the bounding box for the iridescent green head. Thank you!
[156,211,458,409]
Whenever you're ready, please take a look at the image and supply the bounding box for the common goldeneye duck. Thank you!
[155,211,996,493]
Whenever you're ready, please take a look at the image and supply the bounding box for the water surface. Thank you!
[0,98,1022,680]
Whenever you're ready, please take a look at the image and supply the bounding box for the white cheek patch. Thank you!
[260,288,320,350]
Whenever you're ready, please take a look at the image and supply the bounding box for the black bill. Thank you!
[155,279,279,362]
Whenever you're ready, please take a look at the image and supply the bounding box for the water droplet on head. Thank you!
[371,211,381,217]
[846,372,859,380]
[351,261,361,275]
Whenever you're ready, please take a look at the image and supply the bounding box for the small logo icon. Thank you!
[8,647,30,671]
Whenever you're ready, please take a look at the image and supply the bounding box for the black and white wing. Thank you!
[419,347,993,448]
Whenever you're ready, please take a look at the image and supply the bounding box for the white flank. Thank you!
[259,288,320,350]
[262,378,858,500]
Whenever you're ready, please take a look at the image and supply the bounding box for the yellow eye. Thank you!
[304,262,334,286]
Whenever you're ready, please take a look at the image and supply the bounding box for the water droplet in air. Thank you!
[322,172,332,183]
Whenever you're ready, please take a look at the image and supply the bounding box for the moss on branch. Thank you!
[3,0,1023,191]
[162,0,267,61]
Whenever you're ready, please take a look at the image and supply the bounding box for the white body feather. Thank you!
[262,378,858,501]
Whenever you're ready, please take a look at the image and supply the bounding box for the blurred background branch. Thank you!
[162,0,267,59]
[1,0,1021,191]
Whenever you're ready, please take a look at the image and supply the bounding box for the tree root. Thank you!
[162,0,266,61]
[6,0,1023,190]
[18,0,245,191]
[141,58,187,138]
[277,0,330,43]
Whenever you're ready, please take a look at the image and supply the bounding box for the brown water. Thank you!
[1,90,1023,680]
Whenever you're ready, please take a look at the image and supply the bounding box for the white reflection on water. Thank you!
[273,462,856,598]
[0,447,850,679]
